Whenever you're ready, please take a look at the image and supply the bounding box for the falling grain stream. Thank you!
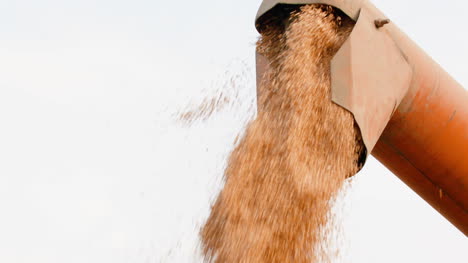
[201,5,364,262]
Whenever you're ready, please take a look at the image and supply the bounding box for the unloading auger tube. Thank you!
[255,0,468,235]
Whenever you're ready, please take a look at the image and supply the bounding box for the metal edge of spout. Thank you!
[255,0,363,28]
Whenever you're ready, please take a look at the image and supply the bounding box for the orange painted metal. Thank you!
[371,41,468,235]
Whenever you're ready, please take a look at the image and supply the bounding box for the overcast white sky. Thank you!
[0,0,466,262]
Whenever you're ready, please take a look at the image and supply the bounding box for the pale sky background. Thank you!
[0,0,466,262]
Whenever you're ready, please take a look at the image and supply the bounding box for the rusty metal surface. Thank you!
[255,0,468,235]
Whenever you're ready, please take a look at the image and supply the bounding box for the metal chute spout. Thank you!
[256,0,413,160]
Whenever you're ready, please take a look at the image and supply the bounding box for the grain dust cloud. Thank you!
[198,5,365,262]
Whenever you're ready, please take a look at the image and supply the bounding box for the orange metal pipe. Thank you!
[371,35,468,235]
